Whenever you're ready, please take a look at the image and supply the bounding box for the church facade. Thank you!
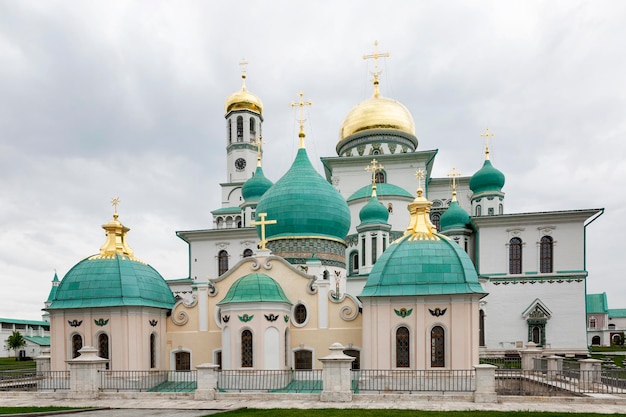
[45,49,602,372]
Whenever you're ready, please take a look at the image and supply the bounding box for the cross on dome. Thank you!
[251,212,277,251]
[480,128,495,160]
[290,91,313,148]
[255,137,266,166]
[447,167,462,202]
[363,41,390,98]
[414,169,425,192]
[365,158,384,188]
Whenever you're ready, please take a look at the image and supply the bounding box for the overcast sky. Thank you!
[1,1,625,321]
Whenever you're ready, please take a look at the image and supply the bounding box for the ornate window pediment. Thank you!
[522,299,552,323]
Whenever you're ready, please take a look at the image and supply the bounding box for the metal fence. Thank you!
[217,369,323,392]
[352,369,475,393]
[495,369,626,396]
[0,370,69,392]
[479,357,522,369]
[99,370,197,392]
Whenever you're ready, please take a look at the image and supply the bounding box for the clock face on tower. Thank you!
[235,158,247,171]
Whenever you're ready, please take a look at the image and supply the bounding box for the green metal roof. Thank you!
[440,200,471,231]
[255,148,350,241]
[609,309,626,318]
[586,293,608,314]
[47,254,176,310]
[242,166,273,202]
[360,234,486,297]
[211,207,242,215]
[23,336,50,346]
[348,183,413,202]
[470,159,505,194]
[46,272,60,303]
[359,194,389,225]
[0,318,50,326]
[217,273,291,305]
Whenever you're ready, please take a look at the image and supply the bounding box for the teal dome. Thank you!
[347,183,413,202]
[440,200,471,231]
[470,159,505,194]
[360,235,485,297]
[255,148,350,241]
[242,166,273,202]
[48,254,176,310]
[359,193,389,225]
[217,273,291,305]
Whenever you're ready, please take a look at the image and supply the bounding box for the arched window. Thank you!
[396,326,410,368]
[236,116,243,142]
[371,235,377,264]
[476,205,481,216]
[218,250,229,275]
[72,334,83,359]
[228,120,232,144]
[175,351,190,371]
[499,204,503,215]
[350,251,359,274]
[294,350,312,370]
[250,118,256,139]
[241,330,253,368]
[375,170,385,184]
[588,317,596,329]
[592,336,601,345]
[531,326,541,344]
[609,324,616,330]
[243,248,253,258]
[509,237,522,274]
[150,333,157,369]
[431,326,445,367]
[431,213,441,231]
[98,333,109,369]
[540,236,553,273]
[479,310,485,347]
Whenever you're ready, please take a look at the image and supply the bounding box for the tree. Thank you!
[6,331,26,360]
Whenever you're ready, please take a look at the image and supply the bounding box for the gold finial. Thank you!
[365,158,384,197]
[447,167,462,202]
[363,40,390,98]
[480,128,494,160]
[255,136,266,167]
[239,58,248,87]
[111,197,120,219]
[251,213,277,251]
[90,199,141,261]
[290,91,313,149]
[414,169,426,194]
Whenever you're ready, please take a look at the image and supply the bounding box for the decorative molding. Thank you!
[216,242,230,250]
[149,319,158,327]
[94,318,109,327]
[264,313,279,322]
[222,315,230,323]
[68,320,82,327]
[238,314,254,323]
[394,308,413,318]
[429,308,447,317]
[171,295,198,326]
[283,315,290,323]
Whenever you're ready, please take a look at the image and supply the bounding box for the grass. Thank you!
[0,407,81,414]
[217,411,626,417]
[0,357,35,371]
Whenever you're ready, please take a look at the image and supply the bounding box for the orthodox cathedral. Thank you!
[44,47,602,372]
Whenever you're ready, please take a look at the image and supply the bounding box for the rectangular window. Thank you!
[371,236,377,264]
[361,237,366,266]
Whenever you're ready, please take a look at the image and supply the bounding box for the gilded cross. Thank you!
[255,136,266,166]
[251,212,276,250]
[111,197,120,214]
[365,158,384,186]
[414,169,425,190]
[446,167,462,192]
[363,41,389,97]
[480,128,495,159]
[239,59,248,78]
[290,91,313,148]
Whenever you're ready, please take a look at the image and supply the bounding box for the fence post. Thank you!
[66,346,108,399]
[579,358,602,390]
[520,342,542,370]
[35,348,51,373]
[195,363,220,400]
[319,342,354,402]
[473,364,497,403]
[546,355,562,381]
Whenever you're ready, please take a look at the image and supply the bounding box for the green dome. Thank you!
[469,159,505,194]
[255,148,350,241]
[242,166,273,202]
[440,200,471,231]
[47,254,176,310]
[360,235,485,297]
[347,183,413,202]
[217,273,291,305]
[359,193,389,225]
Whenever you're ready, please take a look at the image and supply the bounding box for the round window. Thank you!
[294,303,307,324]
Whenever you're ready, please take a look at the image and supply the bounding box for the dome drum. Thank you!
[336,130,418,157]
[266,238,347,269]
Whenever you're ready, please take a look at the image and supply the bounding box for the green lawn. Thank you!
[0,357,35,370]
[0,407,81,414]
[217,411,626,417]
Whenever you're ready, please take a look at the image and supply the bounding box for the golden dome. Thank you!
[224,74,263,115]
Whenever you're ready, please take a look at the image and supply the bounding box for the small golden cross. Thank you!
[251,213,277,250]
[363,41,389,97]
[239,58,248,78]
[414,169,425,190]
[290,91,313,148]
[255,136,266,166]
[481,128,494,158]
[446,167,462,192]
[111,197,120,214]
[365,158,384,186]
